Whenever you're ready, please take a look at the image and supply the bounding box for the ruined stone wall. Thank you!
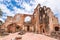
[0,4,59,35]
[1,16,13,32]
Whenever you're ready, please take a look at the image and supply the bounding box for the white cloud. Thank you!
[0,0,3,2]
[15,0,23,6]
[13,7,24,13]
[22,2,31,11]
[0,4,10,13]
[33,0,60,23]
[13,6,32,14]
[0,3,15,22]
[33,0,59,14]
[0,18,4,22]
[0,0,60,23]
[5,0,11,2]
[0,3,15,16]
[14,0,35,13]
[34,0,46,5]
[15,0,22,3]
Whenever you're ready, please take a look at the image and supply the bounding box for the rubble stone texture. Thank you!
[0,32,58,40]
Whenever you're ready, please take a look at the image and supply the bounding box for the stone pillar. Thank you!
[24,26,27,32]
[22,25,25,31]
[46,8,54,35]
[29,26,34,32]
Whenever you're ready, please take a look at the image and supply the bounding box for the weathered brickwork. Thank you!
[1,4,60,35]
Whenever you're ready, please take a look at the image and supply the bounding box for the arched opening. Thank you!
[55,27,59,31]
[7,23,21,33]
[24,16,31,23]
[7,23,16,33]
[16,26,19,29]
[16,25,21,32]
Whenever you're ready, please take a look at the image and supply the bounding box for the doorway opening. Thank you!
[55,27,59,31]
[27,25,30,31]
[16,26,20,29]
[43,29,45,33]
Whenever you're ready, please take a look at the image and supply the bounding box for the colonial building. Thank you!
[1,4,59,35]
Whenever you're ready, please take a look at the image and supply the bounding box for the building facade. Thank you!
[1,4,59,35]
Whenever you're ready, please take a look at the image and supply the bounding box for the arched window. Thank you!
[24,16,31,23]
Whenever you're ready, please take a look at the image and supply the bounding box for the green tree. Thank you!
[0,9,3,26]
[0,20,3,26]
[0,9,2,17]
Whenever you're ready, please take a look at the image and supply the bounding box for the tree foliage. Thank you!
[0,9,2,17]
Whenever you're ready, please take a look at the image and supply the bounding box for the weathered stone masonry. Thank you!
[1,4,59,35]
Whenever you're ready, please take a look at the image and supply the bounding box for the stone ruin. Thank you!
[0,4,60,39]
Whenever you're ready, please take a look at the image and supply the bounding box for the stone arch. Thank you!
[7,23,21,33]
[23,14,33,23]
[24,16,31,23]
[16,25,21,32]
[54,26,59,31]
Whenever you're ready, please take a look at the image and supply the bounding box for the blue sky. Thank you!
[0,0,60,23]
